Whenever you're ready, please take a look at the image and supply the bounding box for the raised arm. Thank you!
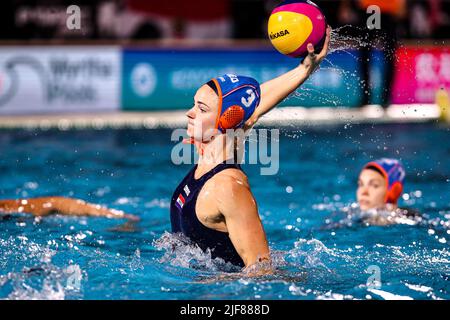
[244,26,331,130]
[0,197,139,221]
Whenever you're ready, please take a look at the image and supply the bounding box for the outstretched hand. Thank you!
[242,26,332,132]
[302,25,331,75]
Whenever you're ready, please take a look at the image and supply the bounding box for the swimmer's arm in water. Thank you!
[215,175,272,276]
[244,26,331,131]
[0,197,139,221]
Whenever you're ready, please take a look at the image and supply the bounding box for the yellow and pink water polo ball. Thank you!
[268,0,327,58]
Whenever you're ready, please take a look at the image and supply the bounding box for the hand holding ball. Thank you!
[268,0,327,58]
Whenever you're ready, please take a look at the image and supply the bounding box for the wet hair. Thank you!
[365,165,385,178]
[205,80,219,96]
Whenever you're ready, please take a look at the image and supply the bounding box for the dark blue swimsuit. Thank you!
[170,160,245,267]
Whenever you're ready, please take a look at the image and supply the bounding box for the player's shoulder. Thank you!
[212,169,256,215]
[207,167,250,191]
[217,168,248,184]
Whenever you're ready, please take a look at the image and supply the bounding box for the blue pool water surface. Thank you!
[0,123,449,300]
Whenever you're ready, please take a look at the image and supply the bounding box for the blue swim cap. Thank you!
[364,158,406,204]
[206,74,260,133]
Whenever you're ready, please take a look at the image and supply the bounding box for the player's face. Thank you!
[186,85,219,142]
[357,169,388,211]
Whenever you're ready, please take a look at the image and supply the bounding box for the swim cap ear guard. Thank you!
[364,158,406,204]
[386,181,403,204]
[207,74,261,133]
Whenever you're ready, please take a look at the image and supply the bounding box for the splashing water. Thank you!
[153,232,347,287]
[1,126,449,299]
[287,25,398,108]
[153,232,241,273]
[0,237,79,300]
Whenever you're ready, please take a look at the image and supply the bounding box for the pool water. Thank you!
[0,122,449,300]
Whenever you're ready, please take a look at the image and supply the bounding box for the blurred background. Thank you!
[1,0,448,40]
[0,0,448,116]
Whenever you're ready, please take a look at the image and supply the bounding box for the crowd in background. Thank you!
[0,0,448,41]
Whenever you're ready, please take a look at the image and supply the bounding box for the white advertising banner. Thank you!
[0,46,121,114]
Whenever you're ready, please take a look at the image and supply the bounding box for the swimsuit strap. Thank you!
[194,159,242,185]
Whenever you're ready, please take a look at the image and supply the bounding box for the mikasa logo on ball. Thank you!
[268,0,326,58]
[269,29,290,40]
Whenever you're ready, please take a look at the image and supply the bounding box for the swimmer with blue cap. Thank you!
[358,158,406,211]
[171,27,332,276]
[357,158,420,225]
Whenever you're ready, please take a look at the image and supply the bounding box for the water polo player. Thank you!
[171,27,331,274]
[358,158,405,211]
[357,158,420,225]
[0,197,138,221]
[1,27,331,274]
